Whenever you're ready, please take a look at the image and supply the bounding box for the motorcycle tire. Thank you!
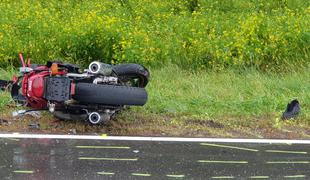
[112,63,150,87]
[73,83,148,106]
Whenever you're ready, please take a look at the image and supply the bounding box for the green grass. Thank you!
[119,65,310,137]
[142,66,310,119]
[0,68,15,110]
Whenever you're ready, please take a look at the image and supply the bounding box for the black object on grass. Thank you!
[282,99,300,120]
[0,80,12,91]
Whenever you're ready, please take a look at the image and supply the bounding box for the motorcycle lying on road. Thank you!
[0,54,149,124]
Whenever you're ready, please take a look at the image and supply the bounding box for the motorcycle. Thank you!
[0,53,149,125]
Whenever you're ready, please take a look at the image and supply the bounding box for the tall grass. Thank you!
[0,0,309,70]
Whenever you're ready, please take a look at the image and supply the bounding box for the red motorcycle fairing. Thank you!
[21,65,69,109]
[22,70,49,109]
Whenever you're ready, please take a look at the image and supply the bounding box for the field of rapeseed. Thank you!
[0,0,309,70]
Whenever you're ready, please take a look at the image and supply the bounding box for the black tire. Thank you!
[112,63,150,87]
[73,83,148,106]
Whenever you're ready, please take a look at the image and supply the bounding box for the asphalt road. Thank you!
[0,135,309,180]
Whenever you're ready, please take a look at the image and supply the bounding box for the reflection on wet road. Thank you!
[0,136,309,180]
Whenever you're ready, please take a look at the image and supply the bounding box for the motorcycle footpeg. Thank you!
[12,110,27,117]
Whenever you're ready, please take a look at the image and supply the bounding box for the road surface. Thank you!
[0,134,309,179]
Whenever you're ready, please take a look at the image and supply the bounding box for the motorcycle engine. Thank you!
[93,77,118,85]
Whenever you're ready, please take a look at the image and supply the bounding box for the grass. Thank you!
[0,0,309,70]
[1,65,308,138]
[0,68,15,110]
[142,65,310,118]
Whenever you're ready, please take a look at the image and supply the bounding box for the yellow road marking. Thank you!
[5,138,20,141]
[79,157,138,161]
[131,173,151,177]
[200,143,258,152]
[211,176,234,179]
[13,170,33,174]
[284,175,306,178]
[265,150,307,154]
[101,134,108,138]
[249,176,269,179]
[97,172,115,175]
[266,161,309,164]
[198,160,248,164]
[166,174,185,178]
[76,145,130,149]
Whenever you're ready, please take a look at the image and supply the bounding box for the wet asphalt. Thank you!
[0,137,309,180]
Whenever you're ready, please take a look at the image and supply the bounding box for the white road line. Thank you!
[131,173,152,177]
[76,145,130,149]
[211,176,234,179]
[266,161,309,164]
[198,160,248,164]
[249,176,269,179]
[97,172,115,175]
[201,143,258,152]
[284,175,306,178]
[13,170,34,174]
[265,150,307,154]
[0,133,310,144]
[79,157,138,161]
[166,174,185,178]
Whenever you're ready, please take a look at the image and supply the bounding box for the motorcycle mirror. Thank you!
[19,53,26,67]
[27,58,31,67]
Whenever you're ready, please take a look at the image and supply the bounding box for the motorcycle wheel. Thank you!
[112,63,150,88]
[73,83,148,106]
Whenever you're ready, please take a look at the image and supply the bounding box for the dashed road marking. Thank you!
[166,174,185,178]
[79,157,138,161]
[284,175,306,178]
[211,176,234,179]
[249,176,269,179]
[131,173,152,177]
[13,170,33,174]
[76,145,130,149]
[200,143,258,152]
[266,161,309,164]
[198,160,248,164]
[97,171,115,175]
[265,150,307,154]
[1,133,310,144]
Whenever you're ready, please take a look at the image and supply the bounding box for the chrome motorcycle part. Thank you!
[93,77,118,84]
[89,61,112,76]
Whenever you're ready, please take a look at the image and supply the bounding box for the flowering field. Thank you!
[0,0,309,70]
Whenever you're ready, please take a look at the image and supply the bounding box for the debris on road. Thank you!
[0,119,9,125]
[28,123,40,130]
[69,129,77,134]
[12,110,42,119]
